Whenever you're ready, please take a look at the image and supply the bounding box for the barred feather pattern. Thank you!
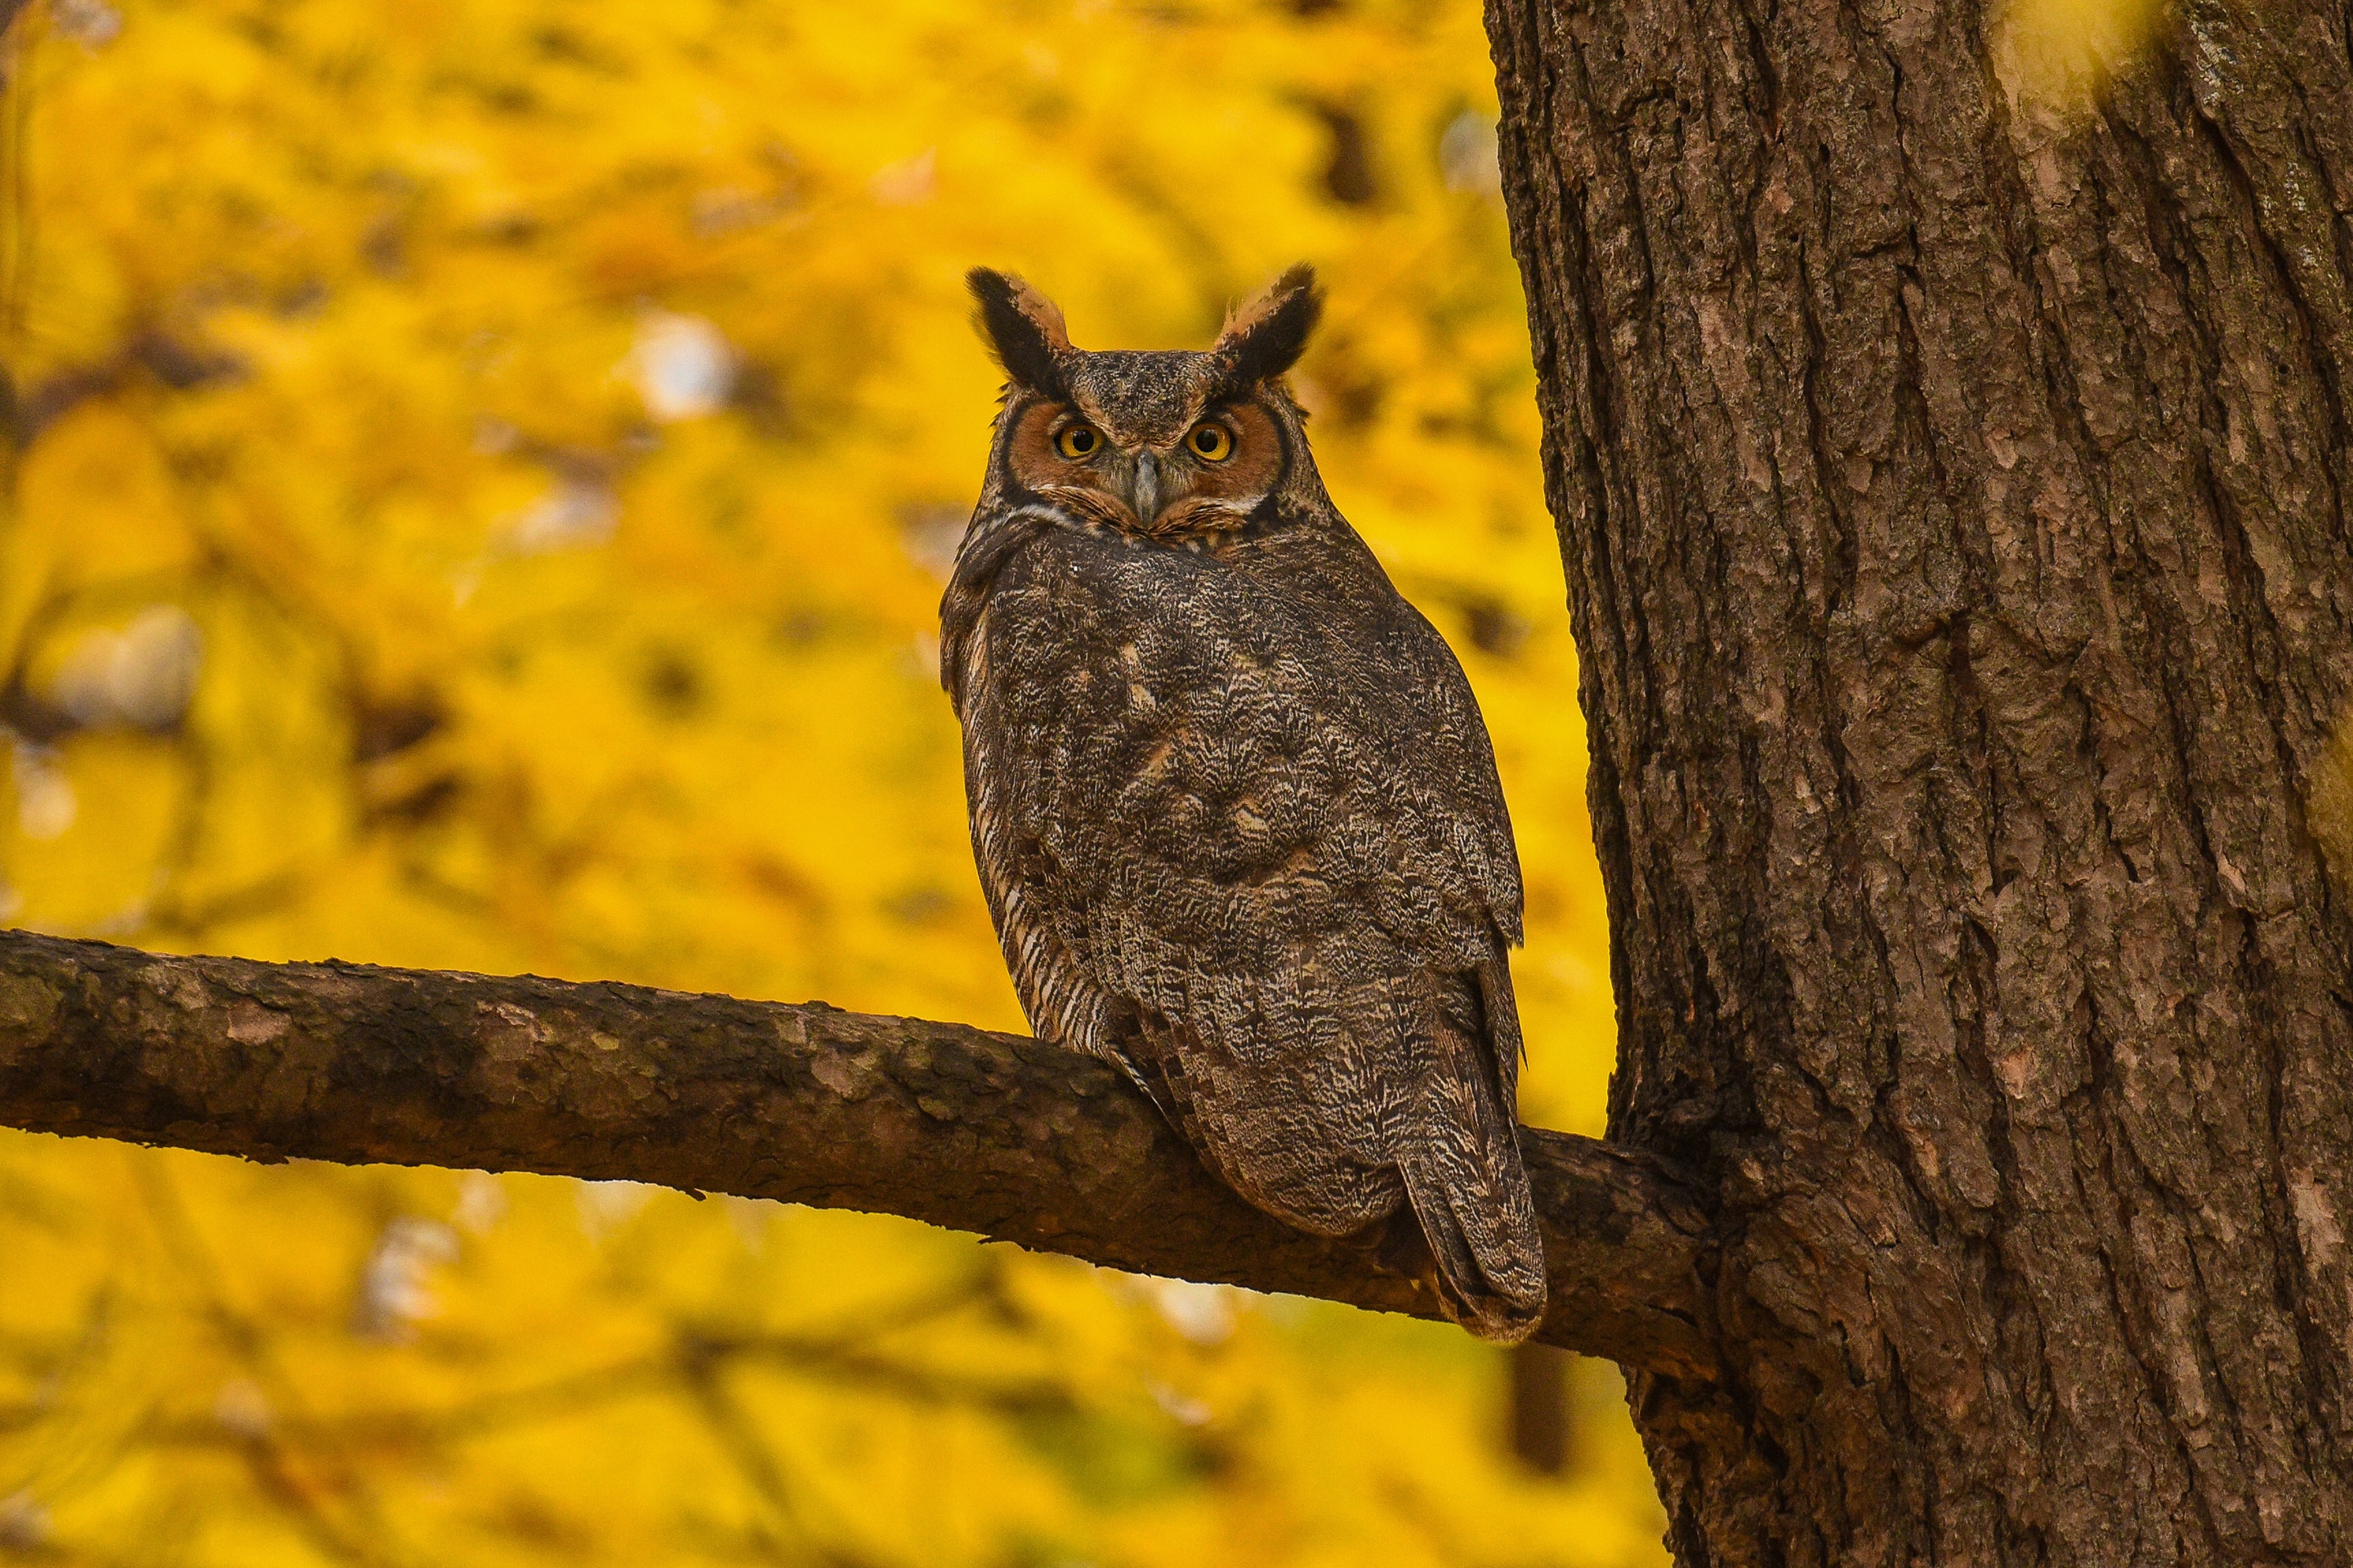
[942,317,1547,1342]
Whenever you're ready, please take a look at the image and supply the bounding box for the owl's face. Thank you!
[968,266,1326,539]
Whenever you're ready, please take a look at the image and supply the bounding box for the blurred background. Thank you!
[0,0,1667,1561]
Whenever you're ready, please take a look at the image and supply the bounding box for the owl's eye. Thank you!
[1054,423,1101,460]
[1188,422,1235,462]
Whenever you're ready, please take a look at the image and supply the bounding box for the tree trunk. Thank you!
[1486,0,2353,1557]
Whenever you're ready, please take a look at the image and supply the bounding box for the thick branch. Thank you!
[0,930,1715,1376]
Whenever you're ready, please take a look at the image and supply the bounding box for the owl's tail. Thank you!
[1395,970,1549,1345]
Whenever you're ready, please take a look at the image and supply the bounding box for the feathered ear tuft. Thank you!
[967,268,1074,398]
[1209,264,1323,391]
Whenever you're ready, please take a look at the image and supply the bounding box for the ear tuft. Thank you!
[1210,264,1323,390]
[967,268,1074,397]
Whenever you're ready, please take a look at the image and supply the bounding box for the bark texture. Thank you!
[0,928,1712,1376]
[1488,0,2353,1558]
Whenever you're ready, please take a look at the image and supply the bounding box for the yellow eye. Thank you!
[1055,423,1101,460]
[1188,422,1235,462]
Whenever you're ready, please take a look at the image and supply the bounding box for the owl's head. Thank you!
[967,265,1327,540]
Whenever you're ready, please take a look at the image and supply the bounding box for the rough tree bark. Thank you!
[1486,0,2353,1558]
[0,928,1711,1377]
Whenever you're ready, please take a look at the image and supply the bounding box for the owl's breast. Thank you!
[964,525,1505,969]
[983,533,1330,830]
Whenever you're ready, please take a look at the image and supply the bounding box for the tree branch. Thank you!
[0,929,1716,1377]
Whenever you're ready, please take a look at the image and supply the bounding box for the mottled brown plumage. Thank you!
[943,266,1547,1342]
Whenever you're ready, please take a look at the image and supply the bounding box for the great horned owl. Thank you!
[940,265,1547,1342]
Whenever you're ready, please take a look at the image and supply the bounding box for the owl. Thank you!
[940,265,1547,1342]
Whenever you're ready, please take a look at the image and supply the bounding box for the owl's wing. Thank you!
[941,503,1057,714]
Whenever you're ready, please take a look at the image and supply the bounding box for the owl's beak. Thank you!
[1118,451,1163,526]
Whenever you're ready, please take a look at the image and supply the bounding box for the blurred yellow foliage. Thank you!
[2316,709,2353,899]
[0,0,1662,1561]
[1994,0,2170,113]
